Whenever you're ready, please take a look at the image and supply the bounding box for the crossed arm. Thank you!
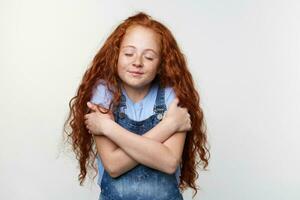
[93,110,187,178]
[84,98,192,177]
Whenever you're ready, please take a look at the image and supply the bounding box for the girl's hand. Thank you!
[84,102,114,135]
[163,98,192,133]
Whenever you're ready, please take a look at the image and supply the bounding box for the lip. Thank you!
[128,71,144,75]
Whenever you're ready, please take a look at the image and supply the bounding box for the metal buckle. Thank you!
[156,111,166,121]
[154,106,165,113]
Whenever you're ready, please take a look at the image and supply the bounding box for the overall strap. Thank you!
[115,80,127,119]
[153,82,167,121]
[118,92,127,119]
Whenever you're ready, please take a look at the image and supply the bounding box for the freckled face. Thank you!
[117,25,161,91]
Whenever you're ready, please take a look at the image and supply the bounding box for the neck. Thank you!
[122,83,152,104]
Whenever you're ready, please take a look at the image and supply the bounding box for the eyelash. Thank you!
[124,53,133,57]
[146,57,153,61]
[124,53,154,61]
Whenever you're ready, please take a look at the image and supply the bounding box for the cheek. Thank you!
[117,65,123,77]
[149,63,160,75]
[117,57,126,70]
[118,55,132,65]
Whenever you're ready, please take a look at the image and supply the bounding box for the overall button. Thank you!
[119,112,125,118]
[156,111,165,120]
[157,113,163,120]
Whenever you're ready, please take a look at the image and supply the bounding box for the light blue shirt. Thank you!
[90,80,181,186]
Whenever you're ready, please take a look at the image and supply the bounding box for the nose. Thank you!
[133,54,143,67]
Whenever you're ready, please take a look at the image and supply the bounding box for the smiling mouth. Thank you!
[128,71,144,76]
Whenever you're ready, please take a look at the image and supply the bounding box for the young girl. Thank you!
[63,12,210,200]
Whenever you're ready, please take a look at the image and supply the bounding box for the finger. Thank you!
[87,102,98,111]
[174,97,179,104]
[187,113,191,119]
[84,114,90,120]
[86,108,91,114]
[87,102,99,112]
[93,104,104,113]
[170,98,179,108]
[87,126,92,133]
[96,105,105,112]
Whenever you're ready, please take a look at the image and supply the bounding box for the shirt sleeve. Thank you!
[90,80,113,109]
[164,86,177,110]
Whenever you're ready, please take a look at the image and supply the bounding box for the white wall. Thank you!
[1,0,299,199]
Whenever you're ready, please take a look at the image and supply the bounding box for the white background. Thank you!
[1,0,299,199]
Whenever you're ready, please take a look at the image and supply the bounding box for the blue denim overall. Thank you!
[99,83,184,200]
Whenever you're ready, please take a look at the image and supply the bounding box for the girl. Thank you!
[63,12,210,200]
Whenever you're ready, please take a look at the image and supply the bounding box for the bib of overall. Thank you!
[99,83,184,200]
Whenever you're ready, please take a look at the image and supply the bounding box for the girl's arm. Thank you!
[94,117,176,178]
[91,98,190,177]
[101,119,187,176]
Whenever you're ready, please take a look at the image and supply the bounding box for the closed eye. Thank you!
[125,53,133,57]
[145,57,154,61]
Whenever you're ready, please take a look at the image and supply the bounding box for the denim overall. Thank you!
[99,82,184,200]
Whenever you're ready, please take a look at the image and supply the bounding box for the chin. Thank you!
[126,80,150,89]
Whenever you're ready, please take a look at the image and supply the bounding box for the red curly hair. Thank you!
[63,11,210,198]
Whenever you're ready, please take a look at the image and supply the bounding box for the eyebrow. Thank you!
[121,45,159,56]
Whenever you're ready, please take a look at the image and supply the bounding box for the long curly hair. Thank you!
[63,11,210,198]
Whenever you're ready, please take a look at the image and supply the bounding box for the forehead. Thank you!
[120,25,161,52]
